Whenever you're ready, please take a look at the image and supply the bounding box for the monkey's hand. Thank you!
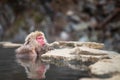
[42,44,54,52]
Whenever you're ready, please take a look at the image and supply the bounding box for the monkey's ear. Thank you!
[25,32,34,42]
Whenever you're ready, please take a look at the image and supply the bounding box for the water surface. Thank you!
[0,47,90,80]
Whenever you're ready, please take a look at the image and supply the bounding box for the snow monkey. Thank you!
[15,31,50,79]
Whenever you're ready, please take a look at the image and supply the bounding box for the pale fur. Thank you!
[24,31,47,45]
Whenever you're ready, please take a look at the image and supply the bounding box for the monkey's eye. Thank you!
[36,36,43,39]
[36,36,44,42]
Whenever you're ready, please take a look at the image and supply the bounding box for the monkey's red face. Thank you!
[36,36,45,46]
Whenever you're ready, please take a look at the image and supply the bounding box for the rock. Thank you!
[41,48,77,64]
[0,42,22,48]
[89,55,120,75]
[80,78,102,80]
[73,47,119,58]
[106,74,120,80]
[41,47,114,67]
[41,41,120,80]
[50,41,104,49]
[80,74,120,80]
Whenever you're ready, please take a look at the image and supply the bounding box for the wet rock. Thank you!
[105,74,120,80]
[80,74,120,80]
[52,41,105,49]
[41,41,115,62]
[41,47,110,71]
[80,78,102,80]
[89,55,120,75]
[41,46,119,65]
[0,42,22,48]
[41,41,120,80]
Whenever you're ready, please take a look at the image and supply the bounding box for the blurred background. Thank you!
[0,0,120,52]
[0,0,120,80]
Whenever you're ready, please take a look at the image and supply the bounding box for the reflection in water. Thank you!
[17,58,49,79]
[0,47,90,80]
[15,43,50,79]
[16,52,90,80]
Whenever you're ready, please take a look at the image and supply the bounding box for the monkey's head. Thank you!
[25,31,47,47]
